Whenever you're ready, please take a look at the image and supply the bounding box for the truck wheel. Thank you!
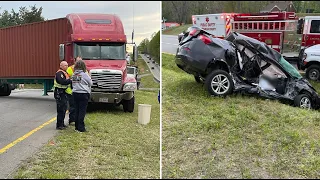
[123,97,135,113]
[194,75,201,83]
[205,70,234,96]
[0,84,11,96]
[306,65,320,81]
[294,93,312,110]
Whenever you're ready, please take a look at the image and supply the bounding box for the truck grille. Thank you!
[91,73,122,90]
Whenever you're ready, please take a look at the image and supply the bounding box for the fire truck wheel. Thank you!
[306,65,320,81]
[123,96,135,113]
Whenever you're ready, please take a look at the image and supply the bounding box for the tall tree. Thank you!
[0,5,44,28]
[149,31,160,64]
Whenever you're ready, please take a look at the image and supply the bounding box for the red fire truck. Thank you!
[192,12,320,63]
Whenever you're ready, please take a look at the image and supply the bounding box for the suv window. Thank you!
[310,20,320,33]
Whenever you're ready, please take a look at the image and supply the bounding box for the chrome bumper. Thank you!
[89,91,134,104]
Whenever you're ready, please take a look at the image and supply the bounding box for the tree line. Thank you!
[162,1,320,25]
[0,5,45,28]
[138,30,160,64]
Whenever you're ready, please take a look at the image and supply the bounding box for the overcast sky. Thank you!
[0,1,161,46]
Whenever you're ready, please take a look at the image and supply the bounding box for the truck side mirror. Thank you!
[59,44,65,61]
[297,18,304,34]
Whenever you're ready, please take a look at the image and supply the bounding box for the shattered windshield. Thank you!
[278,56,302,79]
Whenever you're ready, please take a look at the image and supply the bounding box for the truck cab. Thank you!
[59,13,137,112]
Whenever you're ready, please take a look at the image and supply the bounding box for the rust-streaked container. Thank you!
[0,18,68,78]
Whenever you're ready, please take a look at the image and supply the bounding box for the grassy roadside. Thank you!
[162,53,320,179]
[13,63,160,179]
[162,24,192,35]
[135,56,151,75]
[136,55,160,89]
[141,74,160,89]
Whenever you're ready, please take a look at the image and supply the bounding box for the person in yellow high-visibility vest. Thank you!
[54,61,72,130]
[66,56,82,125]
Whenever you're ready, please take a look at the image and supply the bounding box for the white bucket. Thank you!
[138,104,152,125]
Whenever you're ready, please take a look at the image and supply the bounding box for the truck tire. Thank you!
[0,84,11,96]
[306,65,320,81]
[294,93,313,110]
[123,96,135,113]
[205,70,234,96]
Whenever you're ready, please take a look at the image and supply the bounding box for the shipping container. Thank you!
[0,18,68,78]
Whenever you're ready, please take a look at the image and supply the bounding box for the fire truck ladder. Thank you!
[232,20,297,32]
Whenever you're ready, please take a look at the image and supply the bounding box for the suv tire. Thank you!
[205,70,234,96]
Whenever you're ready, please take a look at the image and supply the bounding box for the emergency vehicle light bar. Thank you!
[238,15,279,18]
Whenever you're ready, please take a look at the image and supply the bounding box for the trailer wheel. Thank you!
[306,65,320,81]
[123,96,135,113]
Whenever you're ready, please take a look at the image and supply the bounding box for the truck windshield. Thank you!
[74,42,126,60]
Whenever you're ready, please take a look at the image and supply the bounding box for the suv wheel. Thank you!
[205,70,234,96]
[306,65,320,81]
[294,94,312,110]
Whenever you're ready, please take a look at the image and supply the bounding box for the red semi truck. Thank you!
[0,13,137,112]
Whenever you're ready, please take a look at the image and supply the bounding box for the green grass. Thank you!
[136,55,160,89]
[135,56,151,75]
[162,24,192,35]
[140,74,160,89]
[13,61,160,179]
[162,53,320,179]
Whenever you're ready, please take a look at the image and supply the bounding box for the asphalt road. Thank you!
[140,54,160,82]
[162,35,179,55]
[0,89,63,178]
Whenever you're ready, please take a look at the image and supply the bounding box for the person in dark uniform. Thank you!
[54,61,72,130]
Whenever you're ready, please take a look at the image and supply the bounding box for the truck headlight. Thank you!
[123,82,137,91]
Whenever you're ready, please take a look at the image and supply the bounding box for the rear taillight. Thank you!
[198,35,212,45]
